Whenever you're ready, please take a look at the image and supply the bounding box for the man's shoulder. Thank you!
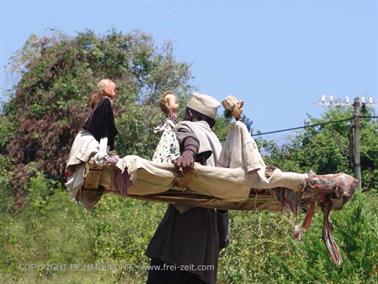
[177,120,193,127]
[178,120,211,129]
[177,120,194,132]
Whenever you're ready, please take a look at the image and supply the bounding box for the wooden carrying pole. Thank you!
[353,97,362,189]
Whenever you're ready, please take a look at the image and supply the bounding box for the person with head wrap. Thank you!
[219,95,307,192]
[218,96,267,178]
[145,92,230,284]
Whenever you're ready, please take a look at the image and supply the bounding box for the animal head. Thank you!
[331,173,358,210]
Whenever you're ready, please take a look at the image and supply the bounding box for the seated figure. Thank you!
[64,79,118,208]
[152,91,180,163]
[218,95,307,193]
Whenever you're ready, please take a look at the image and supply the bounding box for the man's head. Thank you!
[184,92,221,128]
[97,79,116,99]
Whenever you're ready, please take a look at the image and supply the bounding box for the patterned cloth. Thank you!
[152,118,180,163]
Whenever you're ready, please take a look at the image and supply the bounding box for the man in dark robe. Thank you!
[82,79,118,150]
[146,92,230,284]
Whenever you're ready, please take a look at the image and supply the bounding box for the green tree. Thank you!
[1,29,191,183]
[258,107,378,191]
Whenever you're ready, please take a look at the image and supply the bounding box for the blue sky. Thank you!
[0,0,377,139]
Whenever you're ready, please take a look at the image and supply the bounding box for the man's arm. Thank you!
[173,126,199,170]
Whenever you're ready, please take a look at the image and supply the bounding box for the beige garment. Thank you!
[65,164,86,199]
[65,130,100,204]
[179,120,222,166]
[172,120,222,213]
[115,154,307,202]
[174,121,222,214]
[66,130,99,168]
[218,121,266,173]
[218,121,306,192]
[116,155,249,199]
[115,121,306,196]
[258,168,307,192]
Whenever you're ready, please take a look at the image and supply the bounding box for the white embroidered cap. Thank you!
[187,92,221,119]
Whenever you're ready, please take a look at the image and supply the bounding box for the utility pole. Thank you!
[352,97,362,189]
[317,95,377,190]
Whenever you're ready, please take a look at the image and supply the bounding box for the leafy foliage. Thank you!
[2,30,191,180]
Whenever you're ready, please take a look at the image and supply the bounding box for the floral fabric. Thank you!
[152,118,180,163]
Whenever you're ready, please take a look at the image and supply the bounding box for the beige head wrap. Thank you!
[187,92,221,119]
[222,96,244,111]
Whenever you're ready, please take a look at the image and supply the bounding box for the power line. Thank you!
[251,117,353,137]
[314,96,378,189]
[251,115,376,137]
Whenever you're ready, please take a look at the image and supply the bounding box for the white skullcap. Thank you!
[187,92,221,119]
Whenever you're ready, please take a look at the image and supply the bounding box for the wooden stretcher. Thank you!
[82,162,285,212]
[77,160,357,266]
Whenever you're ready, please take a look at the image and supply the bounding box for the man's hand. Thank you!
[173,150,195,171]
